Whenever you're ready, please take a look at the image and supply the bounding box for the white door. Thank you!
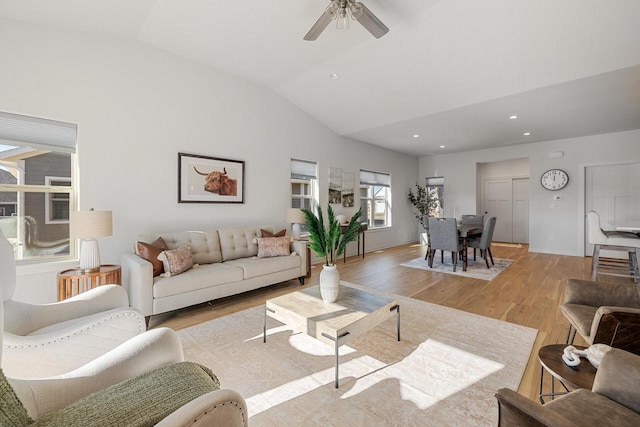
[513,178,530,244]
[585,162,640,256]
[484,179,512,242]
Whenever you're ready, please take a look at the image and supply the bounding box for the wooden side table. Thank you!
[57,264,122,301]
[538,344,597,404]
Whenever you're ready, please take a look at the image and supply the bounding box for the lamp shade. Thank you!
[70,210,113,239]
[286,208,306,225]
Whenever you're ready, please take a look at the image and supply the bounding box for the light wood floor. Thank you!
[153,242,632,402]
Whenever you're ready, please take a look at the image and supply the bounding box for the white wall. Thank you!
[0,19,419,303]
[420,130,640,256]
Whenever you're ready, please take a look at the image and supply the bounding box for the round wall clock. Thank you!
[540,169,569,191]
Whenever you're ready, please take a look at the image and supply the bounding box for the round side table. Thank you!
[538,344,597,404]
[57,264,122,301]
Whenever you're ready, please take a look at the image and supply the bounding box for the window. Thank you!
[291,159,318,211]
[359,170,391,228]
[426,176,444,217]
[0,111,77,262]
[45,176,72,224]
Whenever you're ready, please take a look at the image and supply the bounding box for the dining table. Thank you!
[609,221,640,237]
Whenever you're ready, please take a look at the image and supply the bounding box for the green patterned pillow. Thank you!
[0,368,32,427]
[34,362,220,427]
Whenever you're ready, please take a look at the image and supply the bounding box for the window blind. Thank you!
[291,159,317,180]
[426,176,444,186]
[0,111,77,153]
[360,169,391,187]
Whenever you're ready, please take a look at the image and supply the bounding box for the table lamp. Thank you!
[286,208,306,240]
[70,209,113,272]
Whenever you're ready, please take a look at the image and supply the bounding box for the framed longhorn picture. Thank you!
[178,153,245,203]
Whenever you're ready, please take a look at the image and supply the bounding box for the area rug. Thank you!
[400,255,513,281]
[178,282,537,426]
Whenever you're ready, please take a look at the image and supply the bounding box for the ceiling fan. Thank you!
[304,0,389,41]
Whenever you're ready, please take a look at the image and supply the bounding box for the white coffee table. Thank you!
[263,283,400,388]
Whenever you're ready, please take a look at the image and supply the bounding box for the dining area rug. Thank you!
[400,255,513,281]
[177,282,536,426]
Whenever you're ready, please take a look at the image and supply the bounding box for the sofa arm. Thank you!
[156,389,248,427]
[494,388,577,427]
[122,253,154,317]
[563,279,640,308]
[593,348,640,414]
[291,240,308,278]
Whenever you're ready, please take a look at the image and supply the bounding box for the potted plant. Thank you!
[408,183,438,244]
[302,205,362,302]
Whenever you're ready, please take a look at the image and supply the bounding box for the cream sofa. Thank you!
[122,225,306,324]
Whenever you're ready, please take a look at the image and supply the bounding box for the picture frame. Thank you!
[329,166,342,204]
[178,152,245,203]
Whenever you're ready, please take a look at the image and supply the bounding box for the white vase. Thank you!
[319,264,340,302]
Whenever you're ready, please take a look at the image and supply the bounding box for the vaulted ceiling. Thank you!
[1,0,639,156]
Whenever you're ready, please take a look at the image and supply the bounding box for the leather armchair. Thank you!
[560,278,640,355]
[495,348,640,426]
[0,233,147,378]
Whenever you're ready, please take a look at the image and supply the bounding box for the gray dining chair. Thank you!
[427,217,465,272]
[467,216,497,268]
[461,214,484,225]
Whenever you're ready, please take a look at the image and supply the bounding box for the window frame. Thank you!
[44,176,72,224]
[359,170,392,229]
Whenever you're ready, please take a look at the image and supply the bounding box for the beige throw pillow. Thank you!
[157,244,194,277]
[256,236,292,258]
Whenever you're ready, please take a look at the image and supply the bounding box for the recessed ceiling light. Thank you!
[413,134,419,138]
[329,73,339,80]
[440,145,445,148]
[509,115,518,119]
[523,132,531,136]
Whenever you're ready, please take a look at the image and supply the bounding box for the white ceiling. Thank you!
[2,0,640,157]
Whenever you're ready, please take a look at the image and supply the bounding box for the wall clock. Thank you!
[540,169,569,191]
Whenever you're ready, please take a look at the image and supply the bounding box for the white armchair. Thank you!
[0,287,247,426]
[0,233,146,378]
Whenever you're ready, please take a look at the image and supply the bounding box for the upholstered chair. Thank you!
[427,217,465,272]
[0,233,146,378]
[560,278,640,355]
[495,348,640,426]
[467,216,497,268]
[586,210,640,282]
[0,289,248,426]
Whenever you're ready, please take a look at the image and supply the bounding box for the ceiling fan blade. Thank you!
[350,2,389,39]
[304,4,338,41]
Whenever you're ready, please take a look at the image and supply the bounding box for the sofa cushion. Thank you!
[260,228,286,237]
[137,237,168,277]
[218,227,263,261]
[33,362,220,427]
[256,236,292,258]
[153,263,244,299]
[157,244,194,277]
[226,255,301,280]
[138,231,222,265]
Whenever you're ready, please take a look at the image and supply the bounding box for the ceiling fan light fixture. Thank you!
[304,0,388,41]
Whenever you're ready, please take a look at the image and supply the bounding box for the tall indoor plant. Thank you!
[302,205,362,302]
[408,183,438,244]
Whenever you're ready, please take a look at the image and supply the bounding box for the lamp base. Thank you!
[79,238,101,272]
[292,223,302,240]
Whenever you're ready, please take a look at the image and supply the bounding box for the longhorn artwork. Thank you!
[178,153,245,203]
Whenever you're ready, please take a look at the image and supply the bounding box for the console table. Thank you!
[341,223,368,262]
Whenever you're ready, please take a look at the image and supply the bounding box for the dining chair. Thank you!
[461,214,485,226]
[427,217,465,272]
[467,216,497,268]
[586,211,640,283]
